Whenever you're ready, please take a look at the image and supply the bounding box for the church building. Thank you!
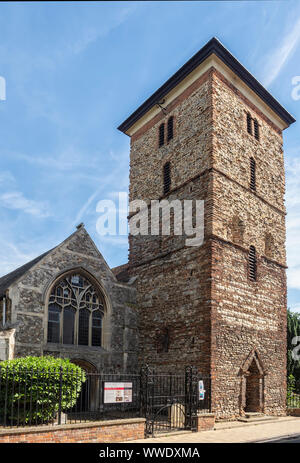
[0,37,296,419]
[0,224,139,374]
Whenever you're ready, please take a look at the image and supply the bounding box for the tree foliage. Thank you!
[287,309,300,380]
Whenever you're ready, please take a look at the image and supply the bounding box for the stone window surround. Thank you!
[157,114,176,149]
[245,110,260,142]
[42,266,112,351]
[47,273,104,347]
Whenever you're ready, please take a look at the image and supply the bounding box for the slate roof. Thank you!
[0,243,130,298]
[0,249,54,298]
[118,37,296,134]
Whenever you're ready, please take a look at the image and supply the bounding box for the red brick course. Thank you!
[195,413,216,432]
[0,418,146,443]
[287,409,300,417]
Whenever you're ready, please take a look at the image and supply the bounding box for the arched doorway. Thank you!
[240,350,265,415]
[71,359,99,413]
[245,359,263,412]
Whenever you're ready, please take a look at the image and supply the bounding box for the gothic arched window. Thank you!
[47,272,105,347]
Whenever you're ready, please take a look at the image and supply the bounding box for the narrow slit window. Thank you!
[167,116,174,142]
[163,162,171,194]
[254,119,260,140]
[247,113,252,135]
[250,157,256,191]
[249,245,257,281]
[159,123,165,147]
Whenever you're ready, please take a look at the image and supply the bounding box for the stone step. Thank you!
[241,412,266,418]
[237,415,279,423]
[152,430,191,438]
[214,416,294,431]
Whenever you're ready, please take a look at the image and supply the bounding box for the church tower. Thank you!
[118,38,295,419]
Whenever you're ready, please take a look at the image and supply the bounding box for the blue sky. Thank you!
[0,1,300,310]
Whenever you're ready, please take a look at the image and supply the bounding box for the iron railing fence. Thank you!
[141,367,211,436]
[0,366,141,428]
[141,373,211,412]
[287,379,300,409]
[0,365,211,429]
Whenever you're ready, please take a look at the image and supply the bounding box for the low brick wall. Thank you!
[287,408,300,417]
[0,418,146,443]
[195,413,215,431]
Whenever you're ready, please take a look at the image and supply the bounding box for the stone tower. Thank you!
[118,38,295,419]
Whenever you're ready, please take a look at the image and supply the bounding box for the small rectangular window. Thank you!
[163,162,171,194]
[250,157,256,191]
[249,245,257,281]
[159,123,165,147]
[167,116,174,142]
[247,113,252,135]
[247,113,260,142]
[254,119,260,140]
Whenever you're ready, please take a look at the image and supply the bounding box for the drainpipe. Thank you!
[2,296,6,327]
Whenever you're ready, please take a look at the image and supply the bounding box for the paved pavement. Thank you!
[130,417,300,443]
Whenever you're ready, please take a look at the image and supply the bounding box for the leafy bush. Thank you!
[287,374,300,408]
[0,356,86,425]
[287,309,300,380]
[288,374,296,393]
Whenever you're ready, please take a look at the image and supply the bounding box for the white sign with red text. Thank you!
[104,382,133,403]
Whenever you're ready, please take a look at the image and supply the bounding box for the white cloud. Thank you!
[98,235,128,247]
[13,149,95,171]
[0,171,16,188]
[262,15,300,87]
[0,191,51,218]
[68,6,137,55]
[0,237,39,277]
[71,149,129,228]
[289,303,300,313]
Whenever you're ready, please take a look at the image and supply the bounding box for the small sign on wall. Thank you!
[199,380,205,401]
[104,382,133,403]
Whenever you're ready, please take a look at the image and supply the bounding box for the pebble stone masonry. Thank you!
[118,37,296,419]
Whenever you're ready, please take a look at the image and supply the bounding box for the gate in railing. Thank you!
[0,364,210,434]
[140,365,210,437]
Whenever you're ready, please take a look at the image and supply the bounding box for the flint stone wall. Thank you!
[5,228,139,373]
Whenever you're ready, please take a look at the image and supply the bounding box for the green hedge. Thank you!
[0,356,86,425]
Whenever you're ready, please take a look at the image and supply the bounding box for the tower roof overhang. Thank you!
[118,37,296,136]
